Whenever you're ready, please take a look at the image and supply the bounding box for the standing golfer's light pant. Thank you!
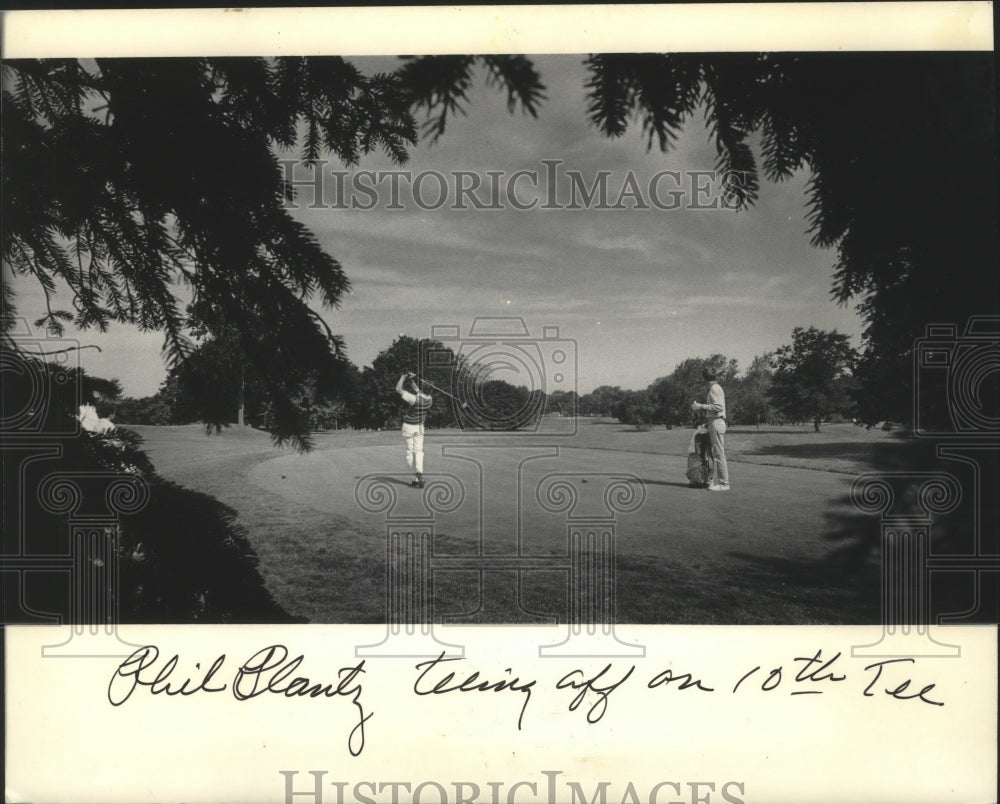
[708,418,729,486]
[402,422,424,473]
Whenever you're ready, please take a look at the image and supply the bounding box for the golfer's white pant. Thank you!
[401,422,424,473]
[708,418,729,486]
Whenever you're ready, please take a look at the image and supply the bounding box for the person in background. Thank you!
[396,371,433,489]
[691,367,730,491]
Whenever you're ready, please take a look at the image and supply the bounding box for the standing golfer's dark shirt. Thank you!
[401,391,433,424]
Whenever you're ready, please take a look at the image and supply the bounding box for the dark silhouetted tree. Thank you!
[580,52,995,425]
[2,56,543,448]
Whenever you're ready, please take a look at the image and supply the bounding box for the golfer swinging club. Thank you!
[396,371,433,489]
[691,367,730,491]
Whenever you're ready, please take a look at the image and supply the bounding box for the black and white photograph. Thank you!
[3,5,997,803]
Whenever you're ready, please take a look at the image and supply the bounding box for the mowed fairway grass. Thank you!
[127,419,913,624]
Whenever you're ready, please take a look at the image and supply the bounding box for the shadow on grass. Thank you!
[633,478,702,490]
[1,421,302,625]
[748,441,893,462]
[368,475,417,487]
[610,432,997,625]
[817,433,998,624]
[725,428,815,435]
[119,479,305,624]
[614,548,882,624]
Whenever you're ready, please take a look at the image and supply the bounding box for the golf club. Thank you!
[411,375,469,409]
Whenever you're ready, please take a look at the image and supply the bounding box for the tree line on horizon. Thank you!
[104,325,859,433]
[109,333,545,433]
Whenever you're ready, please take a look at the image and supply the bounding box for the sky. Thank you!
[8,54,864,398]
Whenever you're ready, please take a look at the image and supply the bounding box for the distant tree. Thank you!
[651,355,738,427]
[114,395,175,425]
[83,375,123,419]
[579,385,625,417]
[349,336,465,430]
[161,326,356,437]
[309,391,355,431]
[255,366,359,432]
[349,368,385,430]
[527,389,547,425]
[471,379,542,430]
[612,389,657,430]
[768,327,858,432]
[648,376,685,428]
[731,353,775,427]
[163,335,250,427]
[544,389,579,416]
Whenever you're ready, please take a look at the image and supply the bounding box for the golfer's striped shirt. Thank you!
[401,391,433,425]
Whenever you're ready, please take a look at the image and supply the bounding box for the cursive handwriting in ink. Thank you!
[733,649,847,696]
[108,645,228,705]
[790,649,847,694]
[233,645,372,755]
[557,663,634,723]
[862,658,944,706]
[108,644,372,756]
[647,667,714,692]
[732,665,783,693]
[412,652,536,730]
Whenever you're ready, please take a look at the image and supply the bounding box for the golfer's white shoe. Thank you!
[708,483,730,491]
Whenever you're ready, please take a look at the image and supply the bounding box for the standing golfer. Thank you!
[691,368,730,491]
[396,372,433,489]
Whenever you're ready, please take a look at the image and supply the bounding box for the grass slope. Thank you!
[126,421,913,624]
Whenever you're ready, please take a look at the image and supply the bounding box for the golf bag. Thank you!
[686,427,712,488]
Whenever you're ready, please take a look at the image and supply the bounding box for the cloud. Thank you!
[683,295,804,310]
